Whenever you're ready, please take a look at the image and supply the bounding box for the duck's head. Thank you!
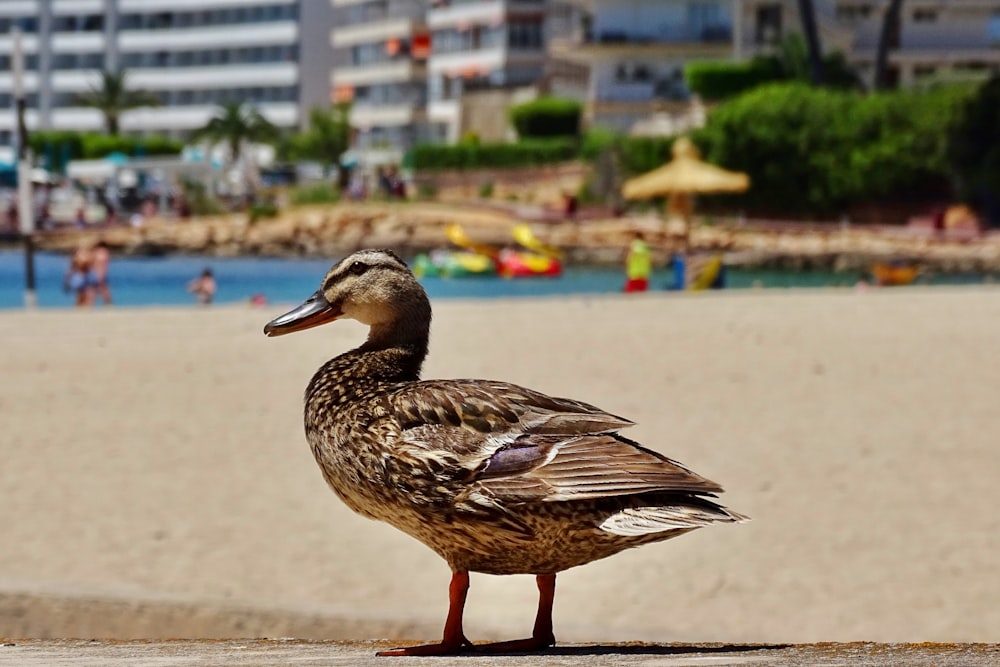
[264,248,429,338]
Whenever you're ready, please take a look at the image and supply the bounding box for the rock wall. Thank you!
[20,201,1000,273]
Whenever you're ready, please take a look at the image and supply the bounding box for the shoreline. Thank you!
[1,201,997,273]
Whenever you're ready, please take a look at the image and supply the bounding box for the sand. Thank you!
[1,286,999,644]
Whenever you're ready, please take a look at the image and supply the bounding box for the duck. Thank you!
[263,248,748,656]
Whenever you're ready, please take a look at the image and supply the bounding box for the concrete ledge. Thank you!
[1,640,998,666]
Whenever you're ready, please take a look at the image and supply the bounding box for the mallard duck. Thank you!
[264,248,747,656]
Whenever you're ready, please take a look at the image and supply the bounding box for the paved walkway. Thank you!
[1,640,997,666]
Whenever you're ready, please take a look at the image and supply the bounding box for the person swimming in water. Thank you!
[187,268,217,305]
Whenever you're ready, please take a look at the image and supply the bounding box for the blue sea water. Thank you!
[0,250,992,310]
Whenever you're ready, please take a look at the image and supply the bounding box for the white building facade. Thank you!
[0,0,334,144]
[331,0,433,165]
[331,0,550,160]
[734,0,1000,88]
[426,0,547,143]
[547,0,734,132]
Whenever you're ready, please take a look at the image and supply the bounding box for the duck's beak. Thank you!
[264,291,342,337]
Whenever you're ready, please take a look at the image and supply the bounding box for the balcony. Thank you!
[332,17,425,47]
[427,98,460,123]
[549,26,734,62]
[126,63,298,90]
[332,60,426,86]
[118,23,297,51]
[428,45,544,76]
[849,19,1000,64]
[427,0,545,29]
[349,102,426,128]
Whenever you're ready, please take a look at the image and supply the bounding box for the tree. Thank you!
[796,0,825,85]
[948,75,1000,224]
[73,70,161,135]
[874,0,905,91]
[194,102,279,203]
[279,103,351,174]
[777,35,861,90]
[193,101,279,166]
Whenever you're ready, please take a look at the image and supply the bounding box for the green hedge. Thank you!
[410,139,578,170]
[509,97,582,139]
[30,131,184,167]
[684,58,783,101]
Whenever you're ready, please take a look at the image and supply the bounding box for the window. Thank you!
[836,4,873,21]
[754,4,782,46]
[82,15,104,31]
[508,21,543,50]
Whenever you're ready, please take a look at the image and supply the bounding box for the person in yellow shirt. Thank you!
[623,232,652,292]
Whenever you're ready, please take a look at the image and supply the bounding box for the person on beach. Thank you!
[623,232,652,293]
[64,244,97,306]
[187,268,217,305]
[91,240,112,305]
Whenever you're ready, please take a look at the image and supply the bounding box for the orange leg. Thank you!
[474,573,557,653]
[377,571,473,657]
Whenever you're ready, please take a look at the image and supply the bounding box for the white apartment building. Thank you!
[426,0,547,142]
[0,0,335,144]
[331,0,549,160]
[331,0,432,166]
[735,0,1000,88]
[547,0,735,132]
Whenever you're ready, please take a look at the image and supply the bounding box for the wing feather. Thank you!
[478,434,723,503]
[383,379,724,515]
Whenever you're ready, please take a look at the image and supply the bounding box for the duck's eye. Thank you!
[349,261,368,276]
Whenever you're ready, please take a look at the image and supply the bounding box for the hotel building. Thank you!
[0,0,334,144]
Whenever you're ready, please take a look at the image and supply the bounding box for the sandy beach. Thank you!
[2,286,999,645]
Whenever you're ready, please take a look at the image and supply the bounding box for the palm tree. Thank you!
[194,102,279,202]
[73,70,161,135]
[796,0,825,85]
[874,0,905,90]
[193,101,278,166]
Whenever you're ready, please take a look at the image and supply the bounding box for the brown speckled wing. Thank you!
[477,434,723,503]
[385,379,718,507]
[388,379,634,454]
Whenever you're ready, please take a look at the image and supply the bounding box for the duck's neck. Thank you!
[306,306,431,409]
[356,320,429,382]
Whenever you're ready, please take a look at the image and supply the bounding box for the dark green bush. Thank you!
[618,136,676,175]
[410,139,577,170]
[579,127,620,160]
[948,74,1000,203]
[685,35,860,102]
[509,97,582,139]
[690,82,972,216]
[684,58,783,101]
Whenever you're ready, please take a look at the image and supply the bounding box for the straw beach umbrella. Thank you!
[622,136,749,253]
[622,136,749,290]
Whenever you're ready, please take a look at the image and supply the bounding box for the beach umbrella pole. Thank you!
[13,29,36,308]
